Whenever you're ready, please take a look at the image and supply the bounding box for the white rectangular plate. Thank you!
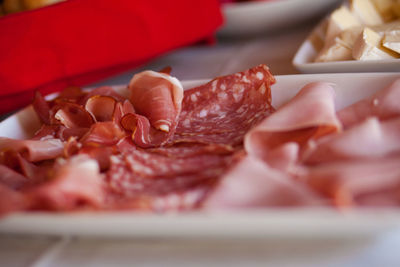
[1,73,400,239]
[292,22,400,73]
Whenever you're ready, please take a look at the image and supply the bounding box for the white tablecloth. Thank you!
[2,21,400,267]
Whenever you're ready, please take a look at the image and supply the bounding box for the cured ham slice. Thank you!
[0,184,27,215]
[54,102,94,128]
[0,165,29,189]
[0,137,64,162]
[85,96,117,122]
[204,155,322,209]
[80,122,126,146]
[337,78,400,128]
[245,82,341,165]
[173,64,275,145]
[80,86,126,104]
[129,70,183,133]
[303,156,400,207]
[119,113,172,148]
[304,117,400,164]
[32,91,51,125]
[29,155,104,211]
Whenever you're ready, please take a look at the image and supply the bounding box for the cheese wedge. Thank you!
[371,0,396,22]
[337,26,364,49]
[353,27,399,60]
[315,37,353,62]
[382,30,400,53]
[325,6,361,43]
[351,0,385,25]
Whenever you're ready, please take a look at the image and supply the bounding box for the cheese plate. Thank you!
[293,0,400,73]
[293,23,400,73]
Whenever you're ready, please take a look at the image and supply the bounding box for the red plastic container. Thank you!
[0,0,223,114]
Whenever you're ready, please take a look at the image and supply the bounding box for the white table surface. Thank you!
[2,19,400,267]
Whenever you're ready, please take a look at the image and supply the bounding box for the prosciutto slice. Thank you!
[129,70,183,133]
[245,82,341,165]
[337,78,400,128]
[29,155,104,211]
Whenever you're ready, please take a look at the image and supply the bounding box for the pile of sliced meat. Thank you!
[0,65,276,213]
[1,65,400,215]
[205,79,400,209]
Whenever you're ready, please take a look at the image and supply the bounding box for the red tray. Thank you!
[0,0,223,114]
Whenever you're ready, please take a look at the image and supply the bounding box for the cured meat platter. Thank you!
[1,72,400,239]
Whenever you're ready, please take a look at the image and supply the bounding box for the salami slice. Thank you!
[106,145,236,197]
[173,64,276,145]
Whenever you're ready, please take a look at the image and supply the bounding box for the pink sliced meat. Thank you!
[85,95,117,122]
[105,186,209,212]
[0,137,64,162]
[54,102,94,128]
[32,91,51,124]
[356,186,400,207]
[173,64,276,145]
[120,113,170,148]
[304,117,400,164]
[123,149,231,179]
[78,146,115,171]
[337,78,400,128]
[112,100,136,127]
[244,82,341,164]
[107,154,220,197]
[129,70,183,133]
[204,155,322,210]
[146,143,236,158]
[106,142,236,200]
[0,165,29,189]
[80,86,126,104]
[303,156,400,207]
[29,155,104,211]
[80,122,126,146]
[0,184,27,216]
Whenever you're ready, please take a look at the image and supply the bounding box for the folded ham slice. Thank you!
[245,82,341,167]
[204,155,322,209]
[0,184,27,215]
[303,156,400,207]
[0,165,29,190]
[304,117,400,164]
[0,137,64,162]
[29,155,104,211]
[337,78,400,128]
